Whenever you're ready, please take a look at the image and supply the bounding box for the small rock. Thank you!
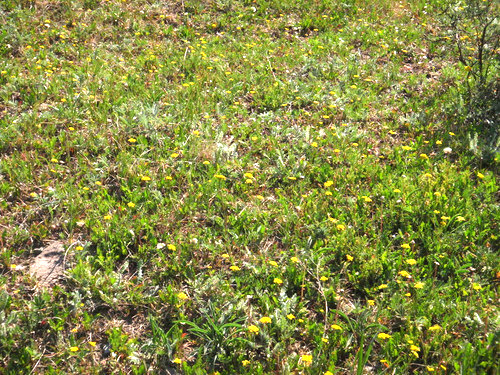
[29,241,65,288]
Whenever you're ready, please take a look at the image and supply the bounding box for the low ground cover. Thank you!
[0,0,498,373]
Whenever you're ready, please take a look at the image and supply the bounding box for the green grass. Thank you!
[0,0,498,373]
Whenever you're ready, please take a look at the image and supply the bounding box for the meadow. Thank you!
[0,0,498,373]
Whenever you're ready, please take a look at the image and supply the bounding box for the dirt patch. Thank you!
[29,241,65,288]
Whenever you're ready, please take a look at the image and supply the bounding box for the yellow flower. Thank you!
[103,215,112,221]
[393,188,401,193]
[401,243,411,249]
[346,254,354,261]
[456,216,466,222]
[301,354,313,364]
[214,174,227,180]
[273,278,283,284]
[402,145,412,151]
[331,324,342,331]
[177,292,188,300]
[321,337,329,343]
[472,283,482,290]
[269,260,278,267]
[287,314,295,320]
[311,142,318,147]
[75,246,83,251]
[419,153,429,159]
[141,176,151,181]
[242,360,250,367]
[230,265,240,271]
[320,276,328,281]
[173,358,182,364]
[290,256,299,263]
[367,299,375,306]
[378,284,388,290]
[170,152,179,158]
[69,346,79,352]
[324,180,334,187]
[88,341,96,347]
[167,244,176,251]
[429,324,441,331]
[203,160,210,165]
[427,366,435,372]
[377,332,392,340]
[127,202,135,208]
[128,138,137,143]
[405,259,417,265]
[398,270,411,278]
[336,224,346,231]
[361,196,372,202]
[324,371,334,375]
[477,172,484,179]
[410,345,420,352]
[244,172,254,179]
[259,316,272,324]
[248,325,259,334]
[414,282,425,289]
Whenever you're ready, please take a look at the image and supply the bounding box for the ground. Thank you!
[0,0,498,374]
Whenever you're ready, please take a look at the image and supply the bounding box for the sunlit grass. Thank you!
[0,0,498,373]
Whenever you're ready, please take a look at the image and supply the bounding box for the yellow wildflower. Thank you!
[377,332,391,340]
[398,270,411,278]
[414,282,425,289]
[301,354,313,364]
[259,316,272,324]
[248,325,259,334]
[177,292,188,300]
[429,324,441,331]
